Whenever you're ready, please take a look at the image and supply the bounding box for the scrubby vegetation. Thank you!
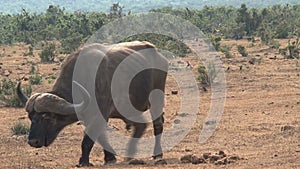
[11,120,30,136]
[0,4,299,57]
[0,0,299,14]
[0,79,32,107]
[0,3,299,99]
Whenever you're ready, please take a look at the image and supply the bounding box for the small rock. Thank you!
[218,151,226,158]
[215,159,227,165]
[18,116,26,120]
[228,155,240,161]
[205,121,216,125]
[4,70,11,76]
[128,159,146,165]
[209,155,222,163]
[154,159,167,165]
[174,119,180,124]
[185,148,192,152]
[171,90,178,95]
[202,153,211,159]
[178,113,188,117]
[249,58,256,65]
[281,125,295,132]
[180,154,193,163]
[191,157,206,164]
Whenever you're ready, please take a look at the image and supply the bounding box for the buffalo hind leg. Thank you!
[152,114,164,159]
[77,134,94,167]
[127,122,147,159]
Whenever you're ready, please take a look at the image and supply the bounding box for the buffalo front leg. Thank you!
[96,133,117,165]
[77,134,94,167]
[152,114,164,159]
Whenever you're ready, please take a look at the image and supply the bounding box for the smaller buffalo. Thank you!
[17,41,168,166]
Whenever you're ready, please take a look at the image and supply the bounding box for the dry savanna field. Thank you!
[0,38,299,169]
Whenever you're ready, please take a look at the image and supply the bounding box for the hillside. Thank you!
[0,0,300,14]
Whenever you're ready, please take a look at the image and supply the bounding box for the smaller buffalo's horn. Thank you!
[33,81,90,115]
[16,82,28,104]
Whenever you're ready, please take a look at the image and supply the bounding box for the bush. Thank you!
[269,40,281,49]
[24,45,34,57]
[39,42,56,62]
[0,79,32,107]
[207,61,218,83]
[281,38,300,59]
[237,45,248,57]
[210,35,222,51]
[61,32,83,54]
[46,75,57,84]
[11,121,30,136]
[29,73,43,85]
[197,65,209,85]
[220,45,232,58]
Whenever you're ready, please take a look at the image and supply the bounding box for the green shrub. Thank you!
[220,45,232,58]
[207,62,218,83]
[61,32,83,54]
[11,121,30,136]
[24,45,34,57]
[29,73,43,85]
[39,42,56,62]
[237,45,248,57]
[281,38,300,59]
[0,79,32,107]
[197,65,209,85]
[47,75,57,84]
[269,40,281,49]
[209,35,222,51]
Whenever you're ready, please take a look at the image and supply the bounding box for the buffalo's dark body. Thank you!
[17,41,168,166]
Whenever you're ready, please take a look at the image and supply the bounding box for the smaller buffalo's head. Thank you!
[17,81,90,148]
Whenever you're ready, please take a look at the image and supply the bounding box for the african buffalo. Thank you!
[17,41,168,166]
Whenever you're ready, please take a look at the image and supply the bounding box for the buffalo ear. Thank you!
[16,82,28,104]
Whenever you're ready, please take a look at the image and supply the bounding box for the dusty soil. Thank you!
[0,39,299,169]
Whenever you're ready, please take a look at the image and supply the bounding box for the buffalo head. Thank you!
[16,81,90,148]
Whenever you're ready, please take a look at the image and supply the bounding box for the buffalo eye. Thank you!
[41,113,56,125]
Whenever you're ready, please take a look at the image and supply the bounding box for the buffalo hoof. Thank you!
[152,153,163,160]
[76,162,94,167]
[104,158,117,165]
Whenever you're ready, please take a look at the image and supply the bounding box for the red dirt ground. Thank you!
[0,39,299,168]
